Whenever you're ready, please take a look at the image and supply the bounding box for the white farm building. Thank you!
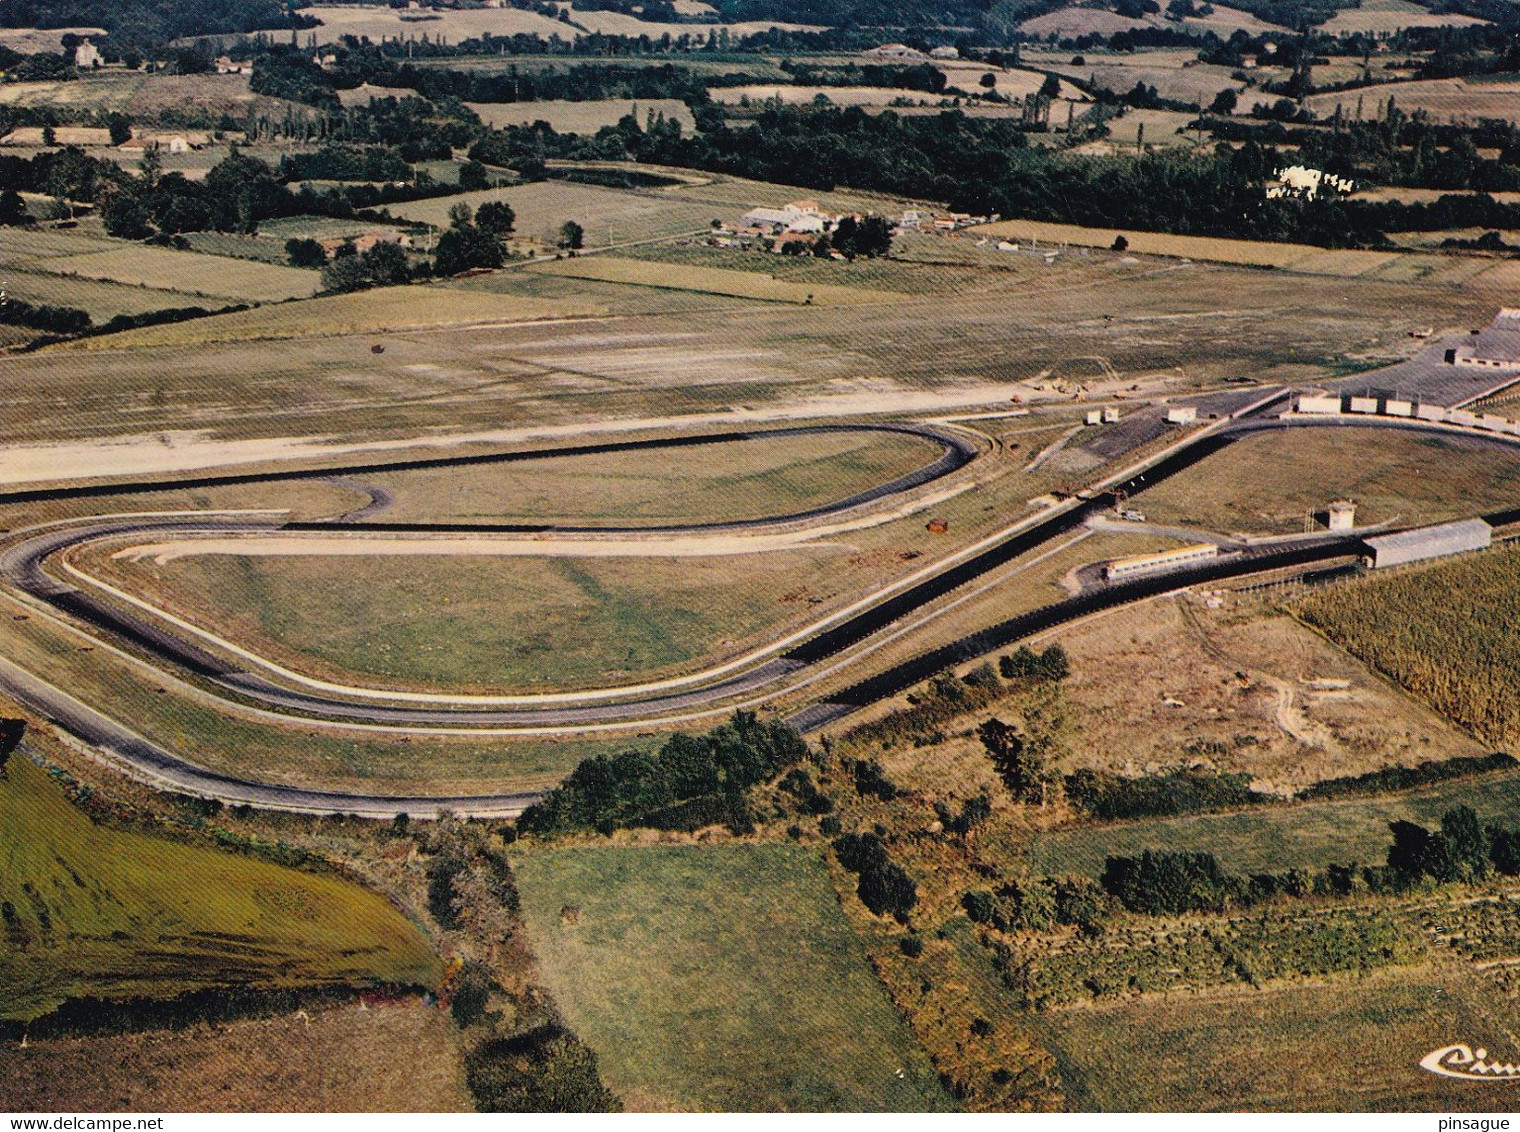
[1362,518,1491,569]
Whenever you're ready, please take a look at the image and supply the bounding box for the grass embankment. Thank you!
[512,844,956,1112]
[0,755,443,1022]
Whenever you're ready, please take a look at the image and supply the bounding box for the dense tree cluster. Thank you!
[964,875,1109,933]
[832,832,918,921]
[516,711,809,836]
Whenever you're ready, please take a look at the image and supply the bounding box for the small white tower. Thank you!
[1328,499,1356,532]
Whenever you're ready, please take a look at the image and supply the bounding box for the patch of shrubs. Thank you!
[465,1023,621,1113]
[963,875,1111,933]
[850,757,898,801]
[516,711,806,836]
[1064,765,1269,821]
[778,767,834,815]
[935,793,992,836]
[832,832,917,922]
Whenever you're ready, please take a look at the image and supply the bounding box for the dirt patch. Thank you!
[1047,591,1483,794]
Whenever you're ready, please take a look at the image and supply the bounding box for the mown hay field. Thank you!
[527,253,906,304]
[0,268,207,319]
[1306,77,1520,124]
[1137,427,1520,535]
[1297,542,1520,747]
[512,844,955,1112]
[466,97,695,133]
[1037,965,1514,1111]
[0,755,443,1022]
[389,179,718,246]
[30,245,319,302]
[1319,0,1488,34]
[973,217,1397,274]
[59,283,598,348]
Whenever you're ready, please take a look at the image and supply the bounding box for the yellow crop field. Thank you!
[975,218,1399,275]
[528,254,906,304]
[60,283,601,349]
[35,245,320,302]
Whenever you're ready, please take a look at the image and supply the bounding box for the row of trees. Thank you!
[1096,804,1520,918]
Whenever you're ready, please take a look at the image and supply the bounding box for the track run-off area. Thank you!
[6,401,1520,817]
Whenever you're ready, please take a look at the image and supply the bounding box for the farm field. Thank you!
[1046,593,1484,796]
[0,72,309,121]
[0,268,206,320]
[21,244,319,303]
[1298,542,1520,748]
[1037,965,1515,1111]
[387,179,719,245]
[465,97,695,133]
[512,844,955,1112]
[0,26,103,53]
[282,3,816,45]
[620,240,996,295]
[1306,78,1520,124]
[359,427,944,525]
[92,542,866,692]
[1320,0,1488,33]
[973,216,1401,274]
[710,84,954,107]
[526,254,907,304]
[1028,767,1520,876]
[1138,427,1520,535]
[65,282,598,349]
[0,999,471,1111]
[0,754,443,1022]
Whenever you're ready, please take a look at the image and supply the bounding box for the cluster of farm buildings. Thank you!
[720,199,996,252]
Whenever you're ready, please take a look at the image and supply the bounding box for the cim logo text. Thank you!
[1421,1043,1520,1082]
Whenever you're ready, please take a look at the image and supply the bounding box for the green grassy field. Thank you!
[1138,427,1520,535]
[0,755,443,1022]
[99,546,851,692]
[364,428,942,525]
[1029,770,1520,876]
[1037,965,1519,1111]
[512,844,956,1112]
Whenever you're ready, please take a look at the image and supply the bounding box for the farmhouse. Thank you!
[929,45,960,59]
[73,38,102,68]
[1362,518,1492,569]
[739,201,831,235]
[862,43,927,61]
[317,231,413,258]
[1105,542,1219,581]
[1446,309,1520,372]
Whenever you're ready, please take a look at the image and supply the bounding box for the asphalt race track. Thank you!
[4,409,1516,815]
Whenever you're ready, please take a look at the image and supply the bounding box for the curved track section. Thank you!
[7,409,1520,815]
